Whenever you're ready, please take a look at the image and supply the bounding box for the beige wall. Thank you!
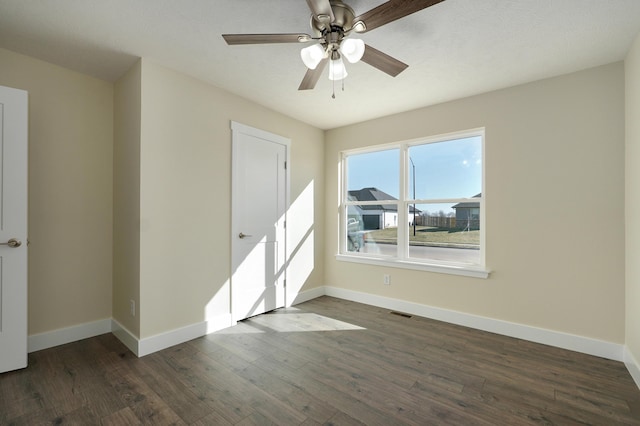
[0,48,113,335]
[1,44,633,355]
[113,60,142,337]
[626,33,640,360]
[0,48,324,341]
[325,63,625,343]
[137,60,324,338]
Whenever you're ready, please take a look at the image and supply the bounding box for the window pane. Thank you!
[408,136,481,200]
[347,149,399,199]
[346,204,397,256]
[408,203,480,265]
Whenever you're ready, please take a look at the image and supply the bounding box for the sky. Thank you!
[346,135,482,203]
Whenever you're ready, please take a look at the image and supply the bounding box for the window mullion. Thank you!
[340,153,348,254]
[397,145,408,259]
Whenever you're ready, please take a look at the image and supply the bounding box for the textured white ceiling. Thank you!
[1,0,640,129]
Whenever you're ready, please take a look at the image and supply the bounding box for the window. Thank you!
[338,129,488,278]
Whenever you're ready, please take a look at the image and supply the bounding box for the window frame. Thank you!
[337,128,490,279]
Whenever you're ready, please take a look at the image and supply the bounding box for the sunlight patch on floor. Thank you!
[213,321,267,334]
[214,306,366,334]
[248,312,365,332]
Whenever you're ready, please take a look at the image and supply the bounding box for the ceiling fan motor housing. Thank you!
[310,0,356,36]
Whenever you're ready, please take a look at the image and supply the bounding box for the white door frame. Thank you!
[230,121,290,323]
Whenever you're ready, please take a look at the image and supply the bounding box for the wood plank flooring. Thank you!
[2,296,639,425]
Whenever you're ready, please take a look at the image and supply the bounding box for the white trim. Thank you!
[340,127,486,156]
[111,319,140,356]
[28,318,112,353]
[231,121,291,146]
[45,315,234,358]
[288,286,325,307]
[323,286,623,361]
[624,346,640,390]
[336,254,490,279]
[138,322,207,357]
[206,313,234,334]
[24,290,635,381]
[112,314,233,357]
[138,314,232,357]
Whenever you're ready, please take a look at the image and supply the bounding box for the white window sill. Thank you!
[335,254,490,279]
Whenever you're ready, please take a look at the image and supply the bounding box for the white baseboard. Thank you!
[112,315,232,357]
[113,288,324,356]
[26,288,632,379]
[111,319,140,356]
[28,318,112,353]
[288,286,325,306]
[137,314,232,357]
[138,322,207,357]
[30,314,233,358]
[624,346,640,389]
[323,286,624,362]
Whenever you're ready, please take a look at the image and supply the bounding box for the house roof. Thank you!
[452,193,482,209]
[349,187,396,202]
[348,187,420,213]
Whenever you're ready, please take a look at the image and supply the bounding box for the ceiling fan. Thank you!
[222,0,445,92]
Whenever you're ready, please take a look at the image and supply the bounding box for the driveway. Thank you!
[360,242,480,264]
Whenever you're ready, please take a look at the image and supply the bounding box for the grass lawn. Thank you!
[365,226,480,246]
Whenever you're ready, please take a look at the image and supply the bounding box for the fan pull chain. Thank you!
[331,78,345,99]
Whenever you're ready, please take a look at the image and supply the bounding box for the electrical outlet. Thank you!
[383,274,391,285]
[130,299,136,317]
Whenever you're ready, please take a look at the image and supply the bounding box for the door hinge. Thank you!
[284,161,287,170]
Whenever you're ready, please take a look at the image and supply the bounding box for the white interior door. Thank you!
[231,122,288,322]
[0,86,28,373]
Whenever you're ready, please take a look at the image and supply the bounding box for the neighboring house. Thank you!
[452,193,481,230]
[348,187,420,230]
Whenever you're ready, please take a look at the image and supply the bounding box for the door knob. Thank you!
[238,232,252,239]
[0,238,22,248]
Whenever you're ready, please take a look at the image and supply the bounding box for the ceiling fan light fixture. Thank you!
[300,43,325,69]
[340,38,365,63]
[328,57,348,81]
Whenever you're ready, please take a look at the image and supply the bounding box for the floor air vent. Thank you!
[390,311,412,318]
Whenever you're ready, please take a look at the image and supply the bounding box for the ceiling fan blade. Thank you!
[298,58,328,90]
[353,0,445,33]
[222,33,312,45]
[361,44,408,77]
[306,0,335,25]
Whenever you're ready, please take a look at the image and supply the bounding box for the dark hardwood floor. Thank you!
[2,296,639,425]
